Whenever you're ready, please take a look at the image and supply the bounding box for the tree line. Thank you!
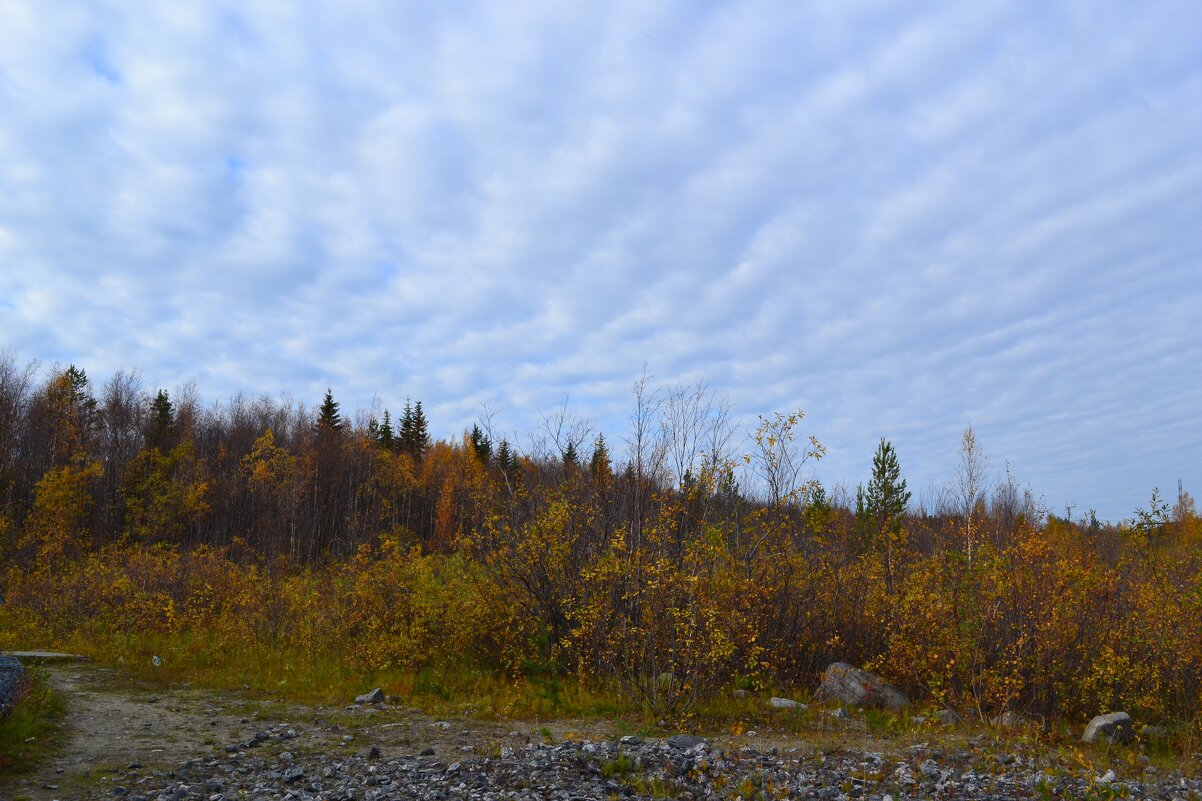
[1,352,1200,726]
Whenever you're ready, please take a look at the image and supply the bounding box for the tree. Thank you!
[589,433,611,484]
[469,423,491,463]
[954,424,988,564]
[1133,487,1171,544]
[410,401,429,456]
[562,439,579,470]
[746,410,825,508]
[147,389,175,453]
[398,398,430,459]
[378,409,396,452]
[496,438,516,477]
[316,389,342,432]
[863,438,911,593]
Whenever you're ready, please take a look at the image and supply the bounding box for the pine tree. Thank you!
[562,440,579,469]
[863,438,911,592]
[316,389,342,432]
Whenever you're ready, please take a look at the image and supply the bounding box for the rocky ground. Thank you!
[2,662,1200,801]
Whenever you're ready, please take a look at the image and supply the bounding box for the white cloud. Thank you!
[0,0,1199,520]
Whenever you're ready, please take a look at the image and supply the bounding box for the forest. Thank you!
[1,352,1200,736]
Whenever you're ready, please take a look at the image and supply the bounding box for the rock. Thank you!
[829,707,851,720]
[0,656,26,719]
[1082,711,1133,744]
[767,697,806,710]
[355,687,386,704]
[667,734,706,751]
[814,662,910,710]
[935,708,960,726]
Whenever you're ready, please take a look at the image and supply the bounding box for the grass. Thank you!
[5,621,1201,780]
[0,668,64,775]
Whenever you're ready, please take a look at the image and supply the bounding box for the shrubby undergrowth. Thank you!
[1,355,1200,745]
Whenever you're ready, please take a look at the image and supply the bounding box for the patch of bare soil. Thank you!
[0,662,621,801]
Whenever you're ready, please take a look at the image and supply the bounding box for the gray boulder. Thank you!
[0,655,26,720]
[355,688,386,704]
[1082,711,1132,744]
[814,662,910,710]
[767,697,806,710]
[667,734,706,751]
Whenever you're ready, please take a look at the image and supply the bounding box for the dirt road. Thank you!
[0,661,611,801]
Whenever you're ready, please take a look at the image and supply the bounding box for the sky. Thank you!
[1,1,1200,522]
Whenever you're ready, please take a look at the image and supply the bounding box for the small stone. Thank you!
[767,697,805,710]
[829,707,851,720]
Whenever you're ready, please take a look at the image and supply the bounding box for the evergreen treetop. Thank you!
[316,388,343,432]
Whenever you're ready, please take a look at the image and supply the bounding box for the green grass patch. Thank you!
[0,668,64,774]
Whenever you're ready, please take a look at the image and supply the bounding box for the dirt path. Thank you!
[0,661,618,801]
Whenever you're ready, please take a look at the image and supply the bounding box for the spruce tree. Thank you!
[562,440,579,469]
[398,399,414,451]
[148,389,175,452]
[409,401,430,457]
[469,423,492,463]
[316,388,342,432]
[378,409,395,451]
[496,438,515,475]
[589,433,611,482]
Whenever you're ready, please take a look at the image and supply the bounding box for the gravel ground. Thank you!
[4,663,1201,801]
[57,729,1202,801]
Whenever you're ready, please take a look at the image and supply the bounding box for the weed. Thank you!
[0,669,64,774]
[600,753,635,778]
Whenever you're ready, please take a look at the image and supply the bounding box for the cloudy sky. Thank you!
[2,1,1200,521]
